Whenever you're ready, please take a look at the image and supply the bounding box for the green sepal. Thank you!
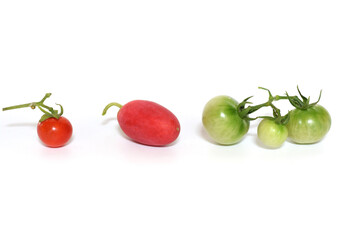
[238,96,253,110]
[297,86,308,103]
[37,104,62,122]
[256,105,289,126]
[39,113,55,122]
[286,86,323,110]
[277,112,290,125]
[55,104,64,116]
[237,96,253,119]
[308,90,322,108]
[286,92,303,109]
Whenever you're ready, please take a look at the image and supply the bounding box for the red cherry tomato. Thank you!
[37,116,73,148]
[103,100,180,146]
[3,93,73,148]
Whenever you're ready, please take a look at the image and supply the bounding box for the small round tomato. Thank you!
[37,116,73,148]
[3,93,73,148]
[286,105,331,144]
[257,118,288,148]
[202,96,250,145]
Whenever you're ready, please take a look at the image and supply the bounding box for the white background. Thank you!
[0,1,359,239]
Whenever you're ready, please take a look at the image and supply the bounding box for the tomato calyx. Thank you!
[237,98,271,120]
[38,103,63,122]
[237,96,254,119]
[2,93,64,122]
[257,103,290,125]
[286,86,322,110]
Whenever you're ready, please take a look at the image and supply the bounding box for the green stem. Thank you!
[102,102,123,116]
[274,95,290,101]
[2,93,63,121]
[269,103,281,117]
[2,93,53,112]
[247,102,270,115]
[37,105,52,115]
[39,93,52,103]
[238,88,274,119]
[3,103,34,111]
[237,87,297,120]
[238,100,272,119]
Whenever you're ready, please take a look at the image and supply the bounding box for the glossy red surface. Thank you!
[37,116,73,148]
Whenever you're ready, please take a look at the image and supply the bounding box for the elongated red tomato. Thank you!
[37,116,73,148]
[103,100,180,146]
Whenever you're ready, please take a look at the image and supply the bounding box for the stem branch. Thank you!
[2,93,63,121]
[102,102,123,116]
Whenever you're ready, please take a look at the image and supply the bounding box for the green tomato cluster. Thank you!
[202,87,331,148]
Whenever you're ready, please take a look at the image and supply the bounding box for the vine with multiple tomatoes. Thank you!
[202,86,331,148]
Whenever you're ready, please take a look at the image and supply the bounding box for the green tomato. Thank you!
[286,105,331,144]
[202,95,250,145]
[257,118,288,148]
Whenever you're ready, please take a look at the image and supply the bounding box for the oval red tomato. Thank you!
[37,116,73,148]
[115,100,180,146]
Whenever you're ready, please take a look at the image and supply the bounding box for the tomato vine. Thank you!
[202,86,331,146]
[2,93,64,122]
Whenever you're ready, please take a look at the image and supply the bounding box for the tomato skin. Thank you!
[117,100,180,146]
[257,119,288,148]
[37,116,73,148]
[202,95,249,145]
[286,105,331,144]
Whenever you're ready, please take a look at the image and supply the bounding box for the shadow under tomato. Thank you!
[130,137,180,148]
[6,122,38,128]
[198,123,247,146]
[253,136,284,150]
[101,117,117,125]
[102,117,130,139]
[37,135,75,148]
[38,141,73,160]
[285,138,327,145]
